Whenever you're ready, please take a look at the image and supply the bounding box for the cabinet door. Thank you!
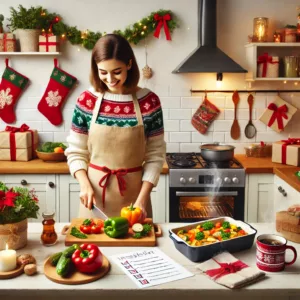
[247,174,274,223]
[1,174,56,223]
[151,175,166,224]
[274,175,298,213]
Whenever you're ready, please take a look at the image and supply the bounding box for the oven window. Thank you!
[179,196,234,219]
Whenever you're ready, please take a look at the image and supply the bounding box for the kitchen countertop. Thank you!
[1,222,299,300]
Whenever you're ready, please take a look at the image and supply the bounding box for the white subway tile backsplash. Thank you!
[166,143,180,152]
[16,97,40,109]
[192,132,213,143]
[38,132,54,143]
[164,120,180,132]
[216,110,225,120]
[225,109,256,120]
[160,97,180,109]
[62,109,74,121]
[180,120,195,131]
[54,132,70,142]
[252,95,267,108]
[162,109,169,120]
[252,120,267,132]
[209,96,226,108]
[42,122,65,132]
[256,131,288,142]
[214,120,233,132]
[170,132,191,143]
[181,97,202,108]
[164,132,169,143]
[15,121,43,131]
[16,109,45,121]
[213,132,225,143]
[180,143,201,152]
[169,109,192,120]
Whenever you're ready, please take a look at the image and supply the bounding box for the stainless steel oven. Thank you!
[166,153,245,223]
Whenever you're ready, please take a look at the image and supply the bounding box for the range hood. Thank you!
[173,0,247,73]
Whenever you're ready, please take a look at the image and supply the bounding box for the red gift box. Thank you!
[39,34,59,52]
[0,33,16,52]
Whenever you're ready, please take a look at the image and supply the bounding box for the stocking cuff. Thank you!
[51,66,77,90]
[3,67,29,90]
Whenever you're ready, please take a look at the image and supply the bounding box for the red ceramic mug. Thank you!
[256,234,297,272]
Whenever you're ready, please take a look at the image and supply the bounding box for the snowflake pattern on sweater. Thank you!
[71,89,164,138]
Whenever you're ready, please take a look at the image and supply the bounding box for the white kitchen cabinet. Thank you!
[59,174,168,223]
[246,174,274,223]
[0,174,57,223]
[245,43,300,82]
[273,175,300,214]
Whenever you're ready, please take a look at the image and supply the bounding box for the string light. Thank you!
[283,81,287,84]
[141,31,145,35]
[61,34,65,38]
[294,82,298,86]
[143,25,147,30]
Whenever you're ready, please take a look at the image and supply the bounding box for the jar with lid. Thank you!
[41,212,58,246]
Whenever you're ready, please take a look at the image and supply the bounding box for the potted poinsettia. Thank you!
[0,181,39,250]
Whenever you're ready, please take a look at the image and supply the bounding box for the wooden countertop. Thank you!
[0,159,169,175]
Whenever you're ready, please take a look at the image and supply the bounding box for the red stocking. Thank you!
[38,59,77,125]
[0,59,29,124]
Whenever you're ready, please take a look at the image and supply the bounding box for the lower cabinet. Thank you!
[0,174,57,223]
[246,174,274,223]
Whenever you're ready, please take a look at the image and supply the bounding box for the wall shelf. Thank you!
[245,43,300,82]
[0,52,61,55]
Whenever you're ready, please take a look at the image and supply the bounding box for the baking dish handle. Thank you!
[169,230,185,244]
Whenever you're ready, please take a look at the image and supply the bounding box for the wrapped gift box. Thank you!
[272,139,300,166]
[0,33,16,52]
[39,35,59,52]
[0,124,39,161]
[259,96,297,133]
[257,53,279,78]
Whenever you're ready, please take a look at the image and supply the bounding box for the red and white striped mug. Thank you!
[256,234,297,272]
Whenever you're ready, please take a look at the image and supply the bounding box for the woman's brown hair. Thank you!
[90,34,140,93]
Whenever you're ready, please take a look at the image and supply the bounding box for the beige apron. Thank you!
[78,93,152,218]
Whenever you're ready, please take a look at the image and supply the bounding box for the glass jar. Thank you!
[253,17,269,42]
[41,212,58,246]
[284,28,297,42]
[284,56,299,77]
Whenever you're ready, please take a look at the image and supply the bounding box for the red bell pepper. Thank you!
[71,243,103,273]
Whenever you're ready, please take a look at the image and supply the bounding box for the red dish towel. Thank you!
[197,252,265,289]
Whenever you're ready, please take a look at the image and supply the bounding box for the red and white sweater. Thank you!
[65,88,166,186]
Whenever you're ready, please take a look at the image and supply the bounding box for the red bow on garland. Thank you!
[267,103,288,131]
[257,53,278,77]
[153,13,172,41]
[0,189,19,210]
[206,259,248,280]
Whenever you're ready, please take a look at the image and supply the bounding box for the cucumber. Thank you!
[62,244,79,258]
[56,255,72,277]
[50,252,63,266]
[132,223,143,233]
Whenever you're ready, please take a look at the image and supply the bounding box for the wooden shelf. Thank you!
[246,77,300,82]
[245,42,300,48]
[0,52,61,55]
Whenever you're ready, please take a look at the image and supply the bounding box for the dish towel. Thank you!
[197,252,265,289]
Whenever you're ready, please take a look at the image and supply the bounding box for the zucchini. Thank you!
[56,255,72,277]
[50,252,63,266]
[132,223,143,233]
[62,244,79,258]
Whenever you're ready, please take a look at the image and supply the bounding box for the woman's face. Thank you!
[97,59,131,94]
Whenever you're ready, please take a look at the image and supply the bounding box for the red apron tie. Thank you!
[89,163,143,207]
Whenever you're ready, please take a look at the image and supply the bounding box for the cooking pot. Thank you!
[200,143,235,162]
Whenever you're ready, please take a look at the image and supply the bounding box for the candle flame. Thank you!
[5,243,8,250]
[258,25,264,38]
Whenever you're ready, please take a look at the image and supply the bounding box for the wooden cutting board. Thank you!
[64,218,160,247]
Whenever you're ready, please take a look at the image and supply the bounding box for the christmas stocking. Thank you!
[38,59,77,126]
[0,59,29,124]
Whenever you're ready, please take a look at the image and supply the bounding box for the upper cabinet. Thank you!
[245,43,300,82]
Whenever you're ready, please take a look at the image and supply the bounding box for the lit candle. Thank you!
[0,244,16,272]
[258,25,264,39]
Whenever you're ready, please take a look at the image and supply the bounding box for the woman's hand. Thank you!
[133,200,147,223]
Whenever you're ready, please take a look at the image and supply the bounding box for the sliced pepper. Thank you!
[104,217,129,238]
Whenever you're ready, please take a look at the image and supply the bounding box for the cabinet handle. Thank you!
[48,182,55,188]
[21,179,27,186]
[278,186,283,192]
[283,191,287,197]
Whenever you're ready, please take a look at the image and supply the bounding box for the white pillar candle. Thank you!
[0,244,17,272]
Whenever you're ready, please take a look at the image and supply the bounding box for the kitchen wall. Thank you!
[0,0,300,154]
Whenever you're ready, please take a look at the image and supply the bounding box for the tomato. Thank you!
[80,225,92,234]
[187,230,195,242]
[210,229,216,235]
[224,229,231,233]
[96,219,104,228]
[91,224,102,234]
[239,229,246,235]
[215,222,221,228]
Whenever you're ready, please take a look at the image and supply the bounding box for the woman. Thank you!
[65,34,166,221]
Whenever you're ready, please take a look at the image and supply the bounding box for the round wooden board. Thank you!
[44,255,110,285]
[0,264,24,279]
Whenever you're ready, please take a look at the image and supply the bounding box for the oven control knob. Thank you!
[180,177,186,184]
[188,177,196,184]
[224,177,231,183]
[232,177,239,184]
[216,177,222,184]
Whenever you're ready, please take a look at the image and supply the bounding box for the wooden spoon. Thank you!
[244,94,257,139]
[230,91,240,140]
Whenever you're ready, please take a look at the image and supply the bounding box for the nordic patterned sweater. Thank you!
[65,88,166,186]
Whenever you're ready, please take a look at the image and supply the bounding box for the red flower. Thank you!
[0,189,19,209]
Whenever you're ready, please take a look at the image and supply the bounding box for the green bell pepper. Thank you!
[104,217,129,238]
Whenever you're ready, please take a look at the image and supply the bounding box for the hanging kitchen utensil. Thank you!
[230,91,240,140]
[244,94,257,139]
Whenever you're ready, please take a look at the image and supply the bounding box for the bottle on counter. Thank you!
[41,211,58,246]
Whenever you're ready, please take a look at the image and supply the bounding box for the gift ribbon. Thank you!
[2,33,16,52]
[280,138,300,164]
[257,53,279,77]
[153,13,172,41]
[4,123,35,161]
[206,259,248,280]
[267,103,288,131]
[39,33,58,52]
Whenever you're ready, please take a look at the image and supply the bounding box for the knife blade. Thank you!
[92,204,109,221]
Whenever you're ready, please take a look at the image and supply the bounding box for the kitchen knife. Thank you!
[92,204,109,221]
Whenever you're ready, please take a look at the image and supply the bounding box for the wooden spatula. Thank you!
[230,91,240,140]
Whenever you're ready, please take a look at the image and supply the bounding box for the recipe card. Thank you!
[110,248,194,288]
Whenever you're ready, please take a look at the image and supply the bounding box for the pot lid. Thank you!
[200,143,235,151]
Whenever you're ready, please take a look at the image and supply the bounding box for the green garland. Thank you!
[52,9,178,49]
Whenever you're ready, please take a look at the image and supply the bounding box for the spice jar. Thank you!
[41,212,58,246]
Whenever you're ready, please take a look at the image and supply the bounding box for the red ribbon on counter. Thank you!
[39,33,58,52]
[257,53,278,77]
[267,103,288,131]
[4,123,34,161]
[153,13,172,41]
[206,259,248,280]
[280,138,300,164]
[2,33,16,52]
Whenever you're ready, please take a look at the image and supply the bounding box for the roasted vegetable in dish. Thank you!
[176,221,247,246]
